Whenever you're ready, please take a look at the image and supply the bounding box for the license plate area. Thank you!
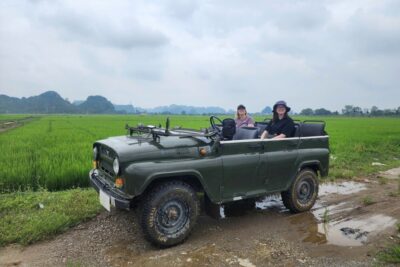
[99,189,111,212]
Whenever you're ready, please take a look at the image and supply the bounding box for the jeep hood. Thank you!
[95,135,212,163]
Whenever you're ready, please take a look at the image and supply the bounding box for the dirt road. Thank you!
[0,117,37,133]
[1,170,399,267]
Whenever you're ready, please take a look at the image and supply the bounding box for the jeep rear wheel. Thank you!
[140,181,200,247]
[281,169,318,213]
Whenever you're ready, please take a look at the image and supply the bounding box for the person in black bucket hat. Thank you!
[261,100,295,139]
[273,100,291,113]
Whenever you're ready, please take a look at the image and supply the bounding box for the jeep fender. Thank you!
[298,160,327,176]
[146,170,220,202]
[282,160,323,191]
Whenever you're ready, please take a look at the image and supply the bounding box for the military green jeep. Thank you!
[89,116,329,247]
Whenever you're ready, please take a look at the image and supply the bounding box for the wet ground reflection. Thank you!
[291,211,397,246]
[221,181,397,246]
[292,182,396,246]
[318,181,367,196]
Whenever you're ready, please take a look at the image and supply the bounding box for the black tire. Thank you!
[140,181,200,247]
[281,169,319,213]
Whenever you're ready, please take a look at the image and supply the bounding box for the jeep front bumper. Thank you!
[89,169,133,210]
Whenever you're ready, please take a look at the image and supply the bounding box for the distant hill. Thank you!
[261,106,272,115]
[79,96,116,114]
[0,91,78,114]
[114,104,138,114]
[146,104,228,115]
[0,91,116,114]
[0,91,235,115]
[72,100,85,106]
[112,104,229,115]
[29,91,78,113]
[0,95,25,113]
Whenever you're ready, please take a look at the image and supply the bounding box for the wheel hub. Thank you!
[301,184,309,195]
[167,207,179,221]
[297,178,313,203]
[156,200,189,235]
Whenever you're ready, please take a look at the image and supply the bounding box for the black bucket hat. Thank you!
[273,100,291,112]
[237,104,246,110]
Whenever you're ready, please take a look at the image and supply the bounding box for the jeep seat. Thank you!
[293,123,300,137]
[300,123,325,137]
[222,118,236,140]
[233,127,258,140]
[254,122,268,138]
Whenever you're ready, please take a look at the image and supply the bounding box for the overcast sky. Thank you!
[0,0,399,112]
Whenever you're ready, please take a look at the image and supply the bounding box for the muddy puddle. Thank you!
[380,167,400,179]
[255,195,287,212]
[318,181,367,196]
[220,181,368,216]
[292,182,397,247]
[292,209,397,246]
[220,181,397,247]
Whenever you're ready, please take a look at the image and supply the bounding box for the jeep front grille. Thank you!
[100,164,114,177]
[98,145,117,178]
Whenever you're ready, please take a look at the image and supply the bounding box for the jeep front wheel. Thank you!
[140,181,200,247]
[281,169,319,213]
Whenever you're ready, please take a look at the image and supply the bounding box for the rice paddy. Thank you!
[0,115,399,192]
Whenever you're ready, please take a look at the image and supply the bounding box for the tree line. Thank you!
[299,105,400,116]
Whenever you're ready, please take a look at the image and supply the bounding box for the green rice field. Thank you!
[0,114,399,192]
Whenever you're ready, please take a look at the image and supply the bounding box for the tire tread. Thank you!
[140,180,199,247]
[281,169,318,213]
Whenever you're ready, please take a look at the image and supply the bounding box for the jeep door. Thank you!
[260,138,299,192]
[219,140,264,200]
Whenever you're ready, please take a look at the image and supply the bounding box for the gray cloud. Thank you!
[345,11,400,56]
[162,0,198,20]
[36,4,168,49]
[269,2,330,31]
[0,0,399,112]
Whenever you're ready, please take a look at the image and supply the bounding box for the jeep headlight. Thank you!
[93,147,98,160]
[113,158,119,174]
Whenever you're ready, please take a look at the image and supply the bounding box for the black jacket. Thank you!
[266,116,295,137]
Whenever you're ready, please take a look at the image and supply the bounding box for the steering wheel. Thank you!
[210,116,223,133]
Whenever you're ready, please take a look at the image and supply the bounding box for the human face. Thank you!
[276,105,286,118]
[237,108,246,118]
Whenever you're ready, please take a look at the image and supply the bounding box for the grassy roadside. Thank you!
[377,178,400,265]
[0,188,101,246]
[377,224,400,264]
